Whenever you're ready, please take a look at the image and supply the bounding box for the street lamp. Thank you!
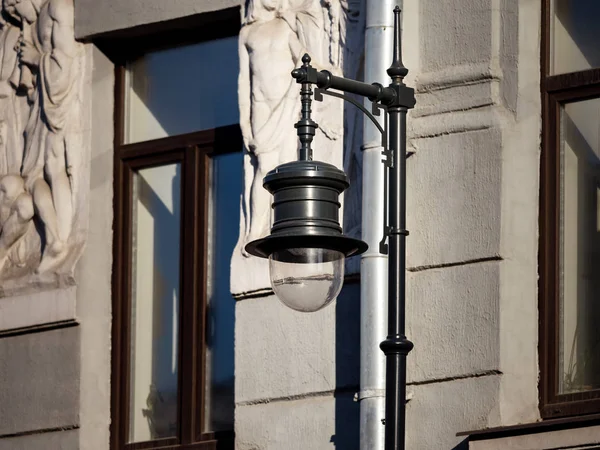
[246,6,415,450]
[244,156,367,312]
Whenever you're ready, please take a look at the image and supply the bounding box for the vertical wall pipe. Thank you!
[360,1,398,449]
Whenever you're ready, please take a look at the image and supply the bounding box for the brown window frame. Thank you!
[539,0,600,419]
[106,8,241,450]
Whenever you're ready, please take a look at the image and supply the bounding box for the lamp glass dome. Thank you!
[268,247,345,312]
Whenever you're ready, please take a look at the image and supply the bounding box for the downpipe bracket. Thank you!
[354,389,387,402]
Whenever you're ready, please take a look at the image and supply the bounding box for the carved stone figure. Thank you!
[238,0,349,247]
[238,0,305,252]
[4,0,80,273]
[0,12,33,273]
[0,14,23,175]
[0,174,33,271]
[0,0,87,290]
[232,0,360,295]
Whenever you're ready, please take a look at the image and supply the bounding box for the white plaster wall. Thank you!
[236,293,359,403]
[407,128,502,269]
[407,261,500,383]
[235,284,361,449]
[236,296,338,403]
[401,0,542,446]
[76,45,114,450]
[497,0,541,425]
[236,394,359,450]
[406,376,502,449]
[420,0,493,73]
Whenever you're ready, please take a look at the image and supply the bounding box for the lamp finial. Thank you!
[387,6,408,82]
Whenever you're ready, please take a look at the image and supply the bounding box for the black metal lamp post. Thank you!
[246,7,415,449]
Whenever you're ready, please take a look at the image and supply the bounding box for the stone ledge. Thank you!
[462,414,600,450]
[0,427,79,450]
[0,327,80,435]
[411,104,502,140]
[0,287,77,333]
[416,62,501,93]
[75,0,240,40]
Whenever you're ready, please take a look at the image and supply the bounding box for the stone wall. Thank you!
[235,284,361,450]
[403,0,542,447]
[0,327,81,448]
[0,42,112,450]
[0,0,98,444]
[76,45,114,450]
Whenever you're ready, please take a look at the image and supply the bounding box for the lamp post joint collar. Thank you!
[295,54,318,161]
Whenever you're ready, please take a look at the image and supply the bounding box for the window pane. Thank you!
[552,0,600,75]
[559,98,600,394]
[204,152,242,432]
[129,164,181,442]
[125,37,240,144]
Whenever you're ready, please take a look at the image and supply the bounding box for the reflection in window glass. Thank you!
[125,37,240,143]
[552,0,600,75]
[204,152,243,432]
[559,98,600,394]
[129,164,181,442]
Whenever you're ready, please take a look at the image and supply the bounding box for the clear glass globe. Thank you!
[269,248,345,312]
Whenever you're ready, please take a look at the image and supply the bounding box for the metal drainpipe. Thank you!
[359,1,398,449]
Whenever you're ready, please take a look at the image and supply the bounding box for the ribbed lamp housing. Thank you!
[245,160,368,259]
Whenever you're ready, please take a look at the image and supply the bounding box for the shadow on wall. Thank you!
[132,164,181,440]
[555,0,600,71]
[327,281,475,450]
[331,278,361,449]
[452,438,469,450]
[126,37,240,142]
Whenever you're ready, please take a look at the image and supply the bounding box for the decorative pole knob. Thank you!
[387,6,408,83]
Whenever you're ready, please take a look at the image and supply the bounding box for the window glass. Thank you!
[559,98,600,394]
[125,37,240,144]
[129,163,181,442]
[552,0,600,75]
[204,152,243,432]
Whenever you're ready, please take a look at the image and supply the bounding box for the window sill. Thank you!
[459,414,600,449]
[125,441,218,450]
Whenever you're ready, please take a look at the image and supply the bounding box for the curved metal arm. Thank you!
[313,87,391,255]
[314,88,387,151]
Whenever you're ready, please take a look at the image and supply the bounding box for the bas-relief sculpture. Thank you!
[0,0,87,294]
[232,0,363,296]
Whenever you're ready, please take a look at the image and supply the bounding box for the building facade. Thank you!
[0,0,598,449]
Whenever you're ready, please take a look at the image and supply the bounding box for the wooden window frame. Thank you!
[539,0,600,419]
[107,9,241,450]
